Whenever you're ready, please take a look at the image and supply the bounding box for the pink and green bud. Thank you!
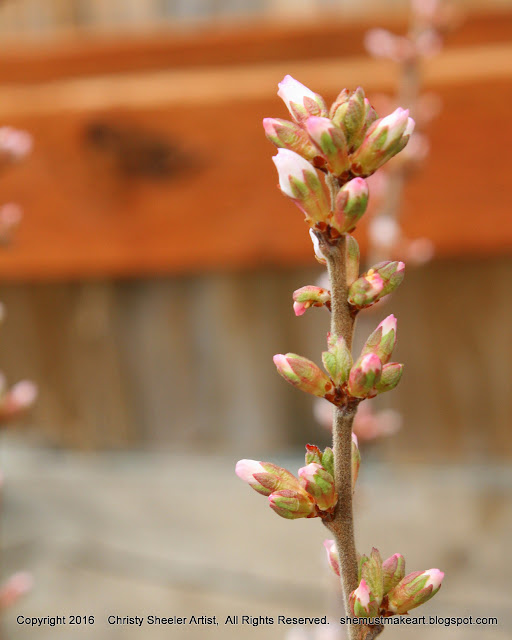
[292,285,331,316]
[273,353,335,399]
[352,433,361,491]
[348,354,382,399]
[350,108,415,177]
[349,579,379,618]
[298,463,337,512]
[304,116,350,177]
[346,235,360,286]
[235,460,301,496]
[387,569,444,614]
[277,75,328,125]
[361,548,384,605]
[332,177,369,234]
[375,363,404,394]
[382,553,406,594]
[268,488,317,519]
[361,315,397,365]
[348,261,405,309]
[329,87,377,152]
[322,332,353,386]
[263,118,321,162]
[324,539,340,577]
[304,445,334,478]
[272,149,331,226]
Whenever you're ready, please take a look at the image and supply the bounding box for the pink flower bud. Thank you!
[272,149,330,226]
[347,354,382,399]
[382,553,406,594]
[304,116,349,178]
[235,459,301,496]
[361,314,397,365]
[375,362,404,394]
[350,108,415,177]
[348,261,405,309]
[268,488,317,519]
[387,569,444,614]
[277,75,328,125]
[292,285,331,316]
[298,462,337,512]
[273,353,335,400]
[349,579,379,618]
[332,177,369,234]
[352,432,361,491]
[263,117,321,162]
[322,332,352,386]
[323,539,340,576]
[360,548,384,605]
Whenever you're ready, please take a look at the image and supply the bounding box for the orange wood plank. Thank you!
[0,74,510,282]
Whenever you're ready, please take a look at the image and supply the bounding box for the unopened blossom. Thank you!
[277,75,328,124]
[347,354,382,399]
[292,285,331,316]
[387,569,444,614]
[298,463,337,512]
[272,149,330,227]
[304,116,349,177]
[382,553,406,594]
[349,579,379,618]
[268,488,317,519]
[273,353,335,400]
[375,362,404,394]
[361,314,398,365]
[350,108,415,177]
[263,118,320,162]
[332,178,369,234]
[348,261,405,309]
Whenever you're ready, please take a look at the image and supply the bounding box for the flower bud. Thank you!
[329,88,377,152]
[235,460,301,496]
[352,433,361,491]
[387,569,444,614]
[324,539,340,577]
[332,178,369,234]
[292,285,331,316]
[263,118,321,162]
[375,363,404,394]
[350,108,415,177]
[349,579,379,618]
[361,315,397,365]
[348,354,382,399]
[268,488,317,519]
[348,261,405,309]
[382,553,406,595]
[273,353,335,399]
[305,443,322,465]
[277,75,328,125]
[360,548,384,605]
[298,463,337,512]
[304,116,350,177]
[346,235,360,286]
[322,332,353,386]
[272,149,330,226]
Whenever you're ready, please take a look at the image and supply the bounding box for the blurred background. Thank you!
[0,0,510,638]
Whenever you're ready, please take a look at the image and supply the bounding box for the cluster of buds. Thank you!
[264,76,414,240]
[293,248,404,318]
[324,545,444,617]
[236,445,344,521]
[273,315,402,407]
